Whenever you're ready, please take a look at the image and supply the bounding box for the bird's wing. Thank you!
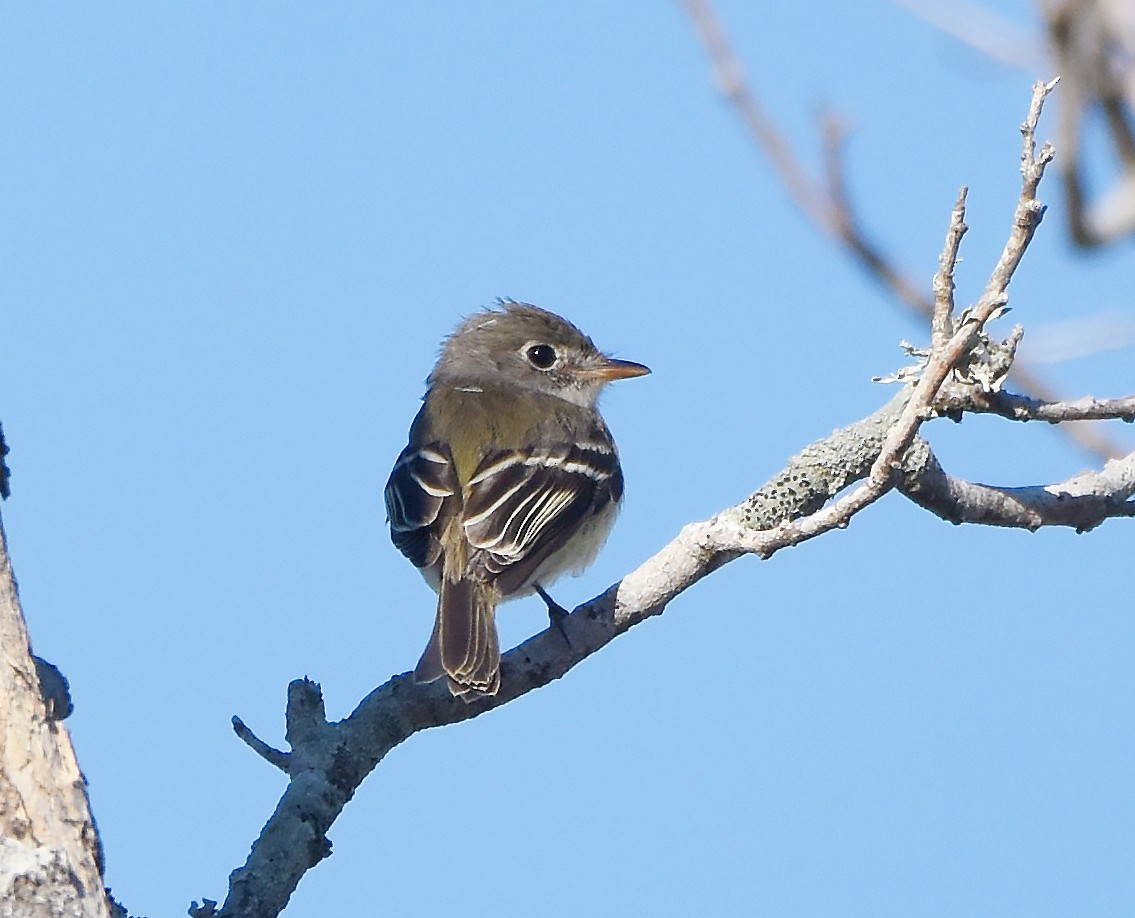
[384,443,460,571]
[461,439,622,595]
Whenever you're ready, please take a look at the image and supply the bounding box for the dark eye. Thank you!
[525,344,557,370]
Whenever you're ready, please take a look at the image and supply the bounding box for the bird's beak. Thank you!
[585,356,652,381]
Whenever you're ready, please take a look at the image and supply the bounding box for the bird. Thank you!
[384,300,649,700]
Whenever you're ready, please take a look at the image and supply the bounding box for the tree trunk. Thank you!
[0,510,112,918]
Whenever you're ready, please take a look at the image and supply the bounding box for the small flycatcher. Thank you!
[385,300,649,699]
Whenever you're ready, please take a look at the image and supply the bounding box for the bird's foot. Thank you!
[534,584,573,647]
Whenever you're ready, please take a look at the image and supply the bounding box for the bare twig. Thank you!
[232,716,290,773]
[902,446,1135,531]
[681,0,835,233]
[939,387,1135,423]
[818,114,931,312]
[682,0,1129,461]
[998,363,1130,456]
[719,80,1059,555]
[932,189,969,350]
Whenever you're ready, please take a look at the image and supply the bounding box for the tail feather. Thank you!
[413,576,501,700]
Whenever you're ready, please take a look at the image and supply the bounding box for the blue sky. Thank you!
[2,3,1132,916]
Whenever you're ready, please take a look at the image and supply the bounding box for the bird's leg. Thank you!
[533,583,573,647]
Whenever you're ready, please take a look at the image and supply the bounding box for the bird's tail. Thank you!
[414,576,501,700]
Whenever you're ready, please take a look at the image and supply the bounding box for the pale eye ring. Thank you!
[524,343,557,370]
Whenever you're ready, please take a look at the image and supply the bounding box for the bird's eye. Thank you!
[525,344,557,370]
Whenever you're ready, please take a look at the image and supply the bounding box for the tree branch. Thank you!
[681,0,1130,461]
[938,387,1135,424]
[901,448,1135,531]
[232,717,290,773]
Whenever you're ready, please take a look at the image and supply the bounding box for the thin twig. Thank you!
[932,188,969,350]
[682,1,1128,461]
[681,0,835,234]
[818,114,931,312]
[232,716,290,773]
[939,387,1135,424]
